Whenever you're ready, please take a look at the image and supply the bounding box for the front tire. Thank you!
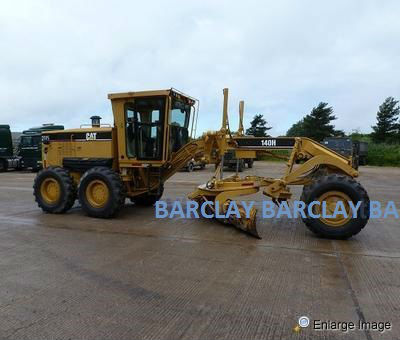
[300,174,370,239]
[78,167,125,218]
[33,167,76,213]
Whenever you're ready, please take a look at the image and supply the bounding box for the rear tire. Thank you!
[300,174,369,239]
[79,167,125,218]
[15,160,23,171]
[132,184,164,206]
[187,162,194,172]
[359,156,367,166]
[33,167,76,213]
[0,159,8,172]
[247,159,254,168]
[352,157,359,170]
[237,160,244,172]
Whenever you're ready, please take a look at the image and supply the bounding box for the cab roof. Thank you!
[107,88,197,105]
[107,89,171,100]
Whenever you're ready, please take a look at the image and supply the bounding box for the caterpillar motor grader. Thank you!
[33,88,370,239]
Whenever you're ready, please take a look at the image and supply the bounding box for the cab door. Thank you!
[125,97,166,161]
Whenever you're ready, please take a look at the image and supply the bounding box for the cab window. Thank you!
[125,97,165,160]
[169,99,191,154]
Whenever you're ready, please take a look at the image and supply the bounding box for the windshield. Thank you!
[168,98,192,154]
[20,135,41,147]
[170,99,191,128]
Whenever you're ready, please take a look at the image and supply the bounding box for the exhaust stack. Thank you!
[90,115,102,128]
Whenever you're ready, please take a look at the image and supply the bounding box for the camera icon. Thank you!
[298,316,310,328]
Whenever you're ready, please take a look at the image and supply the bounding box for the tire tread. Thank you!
[33,167,76,213]
[300,174,370,239]
[78,167,125,218]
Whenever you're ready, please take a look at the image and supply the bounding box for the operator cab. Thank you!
[109,89,196,163]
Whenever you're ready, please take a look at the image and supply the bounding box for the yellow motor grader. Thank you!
[33,88,370,239]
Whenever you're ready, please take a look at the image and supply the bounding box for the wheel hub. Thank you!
[40,178,61,204]
[86,180,109,208]
[316,190,352,227]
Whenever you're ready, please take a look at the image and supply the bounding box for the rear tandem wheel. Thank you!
[33,167,77,213]
[78,166,125,218]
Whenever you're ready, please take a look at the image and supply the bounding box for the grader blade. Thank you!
[226,201,260,238]
[190,194,261,239]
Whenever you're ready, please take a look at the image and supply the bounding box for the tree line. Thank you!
[246,97,400,144]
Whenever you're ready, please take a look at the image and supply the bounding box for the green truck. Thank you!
[322,137,368,169]
[0,125,21,171]
[222,150,254,172]
[18,124,64,171]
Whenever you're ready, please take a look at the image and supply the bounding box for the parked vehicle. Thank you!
[0,125,21,171]
[18,124,64,171]
[322,137,368,169]
[355,140,368,166]
[32,87,370,239]
[183,158,206,172]
[222,100,255,172]
[223,150,253,172]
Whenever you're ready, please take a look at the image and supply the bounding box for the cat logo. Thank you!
[86,132,97,141]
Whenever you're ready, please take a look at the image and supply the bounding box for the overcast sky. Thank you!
[1,0,399,136]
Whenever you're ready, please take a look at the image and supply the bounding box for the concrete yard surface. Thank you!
[0,162,399,340]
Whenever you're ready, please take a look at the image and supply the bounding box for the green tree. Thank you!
[371,97,400,143]
[286,102,343,141]
[246,114,272,137]
[286,119,306,137]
